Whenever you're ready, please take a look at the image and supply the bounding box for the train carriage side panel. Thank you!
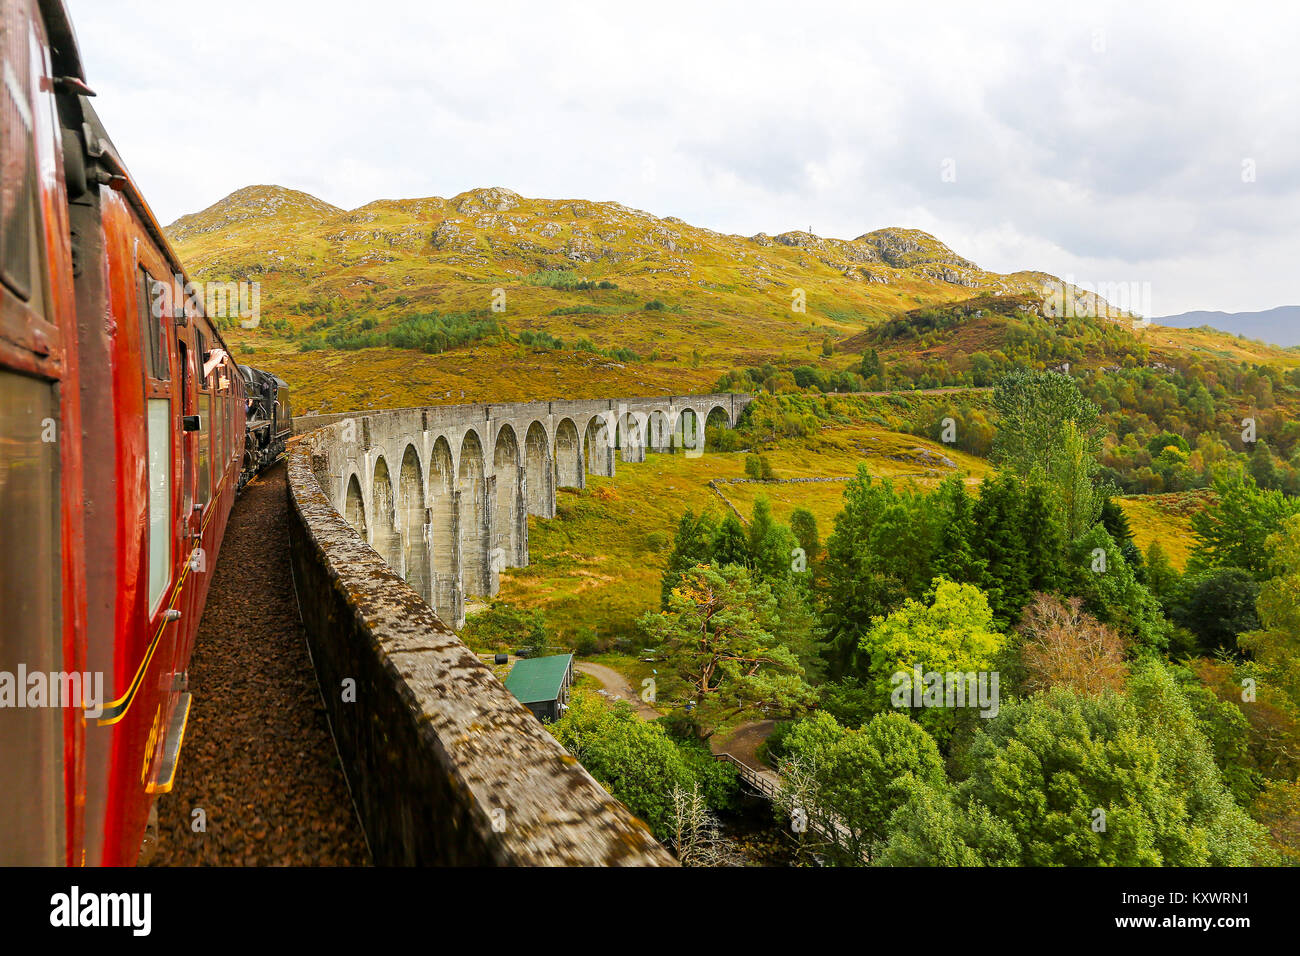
[91,184,179,865]
[78,109,252,865]
[0,0,87,866]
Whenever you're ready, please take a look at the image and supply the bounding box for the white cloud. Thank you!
[65,0,1300,314]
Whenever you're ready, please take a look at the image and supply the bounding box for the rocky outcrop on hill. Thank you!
[168,185,344,243]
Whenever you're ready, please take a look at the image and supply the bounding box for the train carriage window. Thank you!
[146,398,171,612]
[136,270,169,380]
[197,391,210,506]
[0,369,64,864]
[213,383,223,482]
[0,5,45,312]
[177,340,192,523]
[137,267,172,611]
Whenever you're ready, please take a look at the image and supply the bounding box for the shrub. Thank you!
[462,602,549,653]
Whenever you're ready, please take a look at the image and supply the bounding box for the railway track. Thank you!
[150,462,370,866]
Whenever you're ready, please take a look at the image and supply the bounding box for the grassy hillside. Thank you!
[161,185,1138,412]
[843,292,1300,379]
[167,184,1298,417]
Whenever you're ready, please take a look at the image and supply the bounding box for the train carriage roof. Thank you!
[37,0,245,384]
[37,0,85,82]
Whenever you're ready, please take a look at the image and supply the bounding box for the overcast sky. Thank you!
[66,0,1298,316]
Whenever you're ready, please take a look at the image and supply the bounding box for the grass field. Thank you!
[1118,490,1214,569]
[500,424,1010,643]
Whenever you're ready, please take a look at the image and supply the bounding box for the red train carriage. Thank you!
[1,0,249,865]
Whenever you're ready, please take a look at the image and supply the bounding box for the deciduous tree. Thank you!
[1243,513,1300,709]
[1190,471,1300,580]
[779,711,946,863]
[859,578,1004,742]
[1018,593,1129,696]
[992,369,1102,478]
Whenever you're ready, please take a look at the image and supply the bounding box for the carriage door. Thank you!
[176,327,197,549]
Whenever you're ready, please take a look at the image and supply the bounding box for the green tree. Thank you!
[660,509,717,609]
[639,564,815,738]
[710,513,750,568]
[768,577,825,683]
[930,476,980,585]
[973,472,1033,626]
[789,507,820,563]
[858,578,1004,743]
[960,689,1209,866]
[747,495,776,558]
[1170,568,1261,654]
[1100,497,1142,569]
[992,369,1102,478]
[1249,440,1283,491]
[549,691,733,841]
[859,348,883,382]
[1070,526,1167,651]
[816,679,876,729]
[874,779,1019,867]
[748,496,801,583]
[1020,473,1069,595]
[1242,513,1300,709]
[1190,471,1300,580]
[1147,431,1191,457]
[1145,540,1181,608]
[1054,419,1104,541]
[1168,663,1261,809]
[780,711,947,863]
[1125,661,1274,866]
[821,468,924,677]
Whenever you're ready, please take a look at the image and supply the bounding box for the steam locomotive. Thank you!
[0,0,287,865]
[239,365,292,492]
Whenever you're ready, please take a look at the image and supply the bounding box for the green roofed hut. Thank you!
[504,654,574,723]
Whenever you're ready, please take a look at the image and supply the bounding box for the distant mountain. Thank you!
[164,183,1124,340]
[1153,306,1300,348]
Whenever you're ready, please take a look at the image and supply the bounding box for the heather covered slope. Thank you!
[164,185,1094,412]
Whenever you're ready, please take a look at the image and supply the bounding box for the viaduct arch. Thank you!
[301,393,753,627]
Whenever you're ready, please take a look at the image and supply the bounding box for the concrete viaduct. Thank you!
[296,393,754,629]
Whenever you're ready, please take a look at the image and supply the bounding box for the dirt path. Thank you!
[710,719,777,771]
[852,385,988,398]
[576,662,660,720]
[576,660,779,771]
